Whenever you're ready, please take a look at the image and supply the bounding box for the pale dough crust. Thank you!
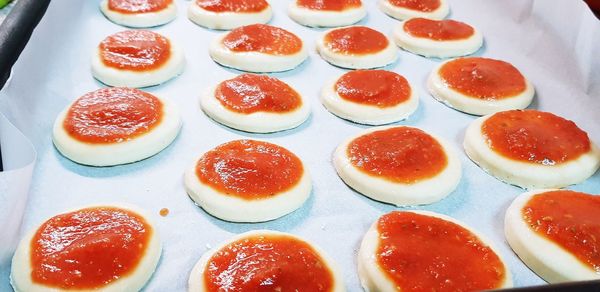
[464,114,600,189]
[11,204,162,292]
[188,230,345,292]
[288,2,366,27]
[209,33,308,73]
[320,73,419,125]
[188,1,273,30]
[91,35,185,88]
[358,210,512,291]
[505,189,600,283]
[52,93,182,167]
[316,27,398,69]
[378,0,449,20]
[333,126,462,206]
[100,0,177,28]
[393,19,483,58]
[184,141,312,222]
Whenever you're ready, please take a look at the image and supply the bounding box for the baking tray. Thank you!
[1,0,599,290]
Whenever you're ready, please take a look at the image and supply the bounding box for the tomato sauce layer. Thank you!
[204,234,334,291]
[222,24,302,55]
[348,127,447,183]
[99,30,171,72]
[376,211,506,291]
[335,70,411,107]
[63,87,163,144]
[439,57,526,99]
[297,0,361,11]
[108,0,171,14]
[482,110,591,165]
[404,18,474,41]
[196,140,304,199]
[30,207,152,289]
[196,0,268,13]
[324,26,389,55]
[523,190,600,272]
[215,74,302,113]
[388,0,441,12]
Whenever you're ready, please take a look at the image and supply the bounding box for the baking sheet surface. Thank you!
[1,0,600,290]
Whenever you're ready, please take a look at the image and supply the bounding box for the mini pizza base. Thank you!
[99,0,177,28]
[378,0,449,20]
[320,76,419,125]
[464,115,600,189]
[393,19,483,58]
[91,40,185,88]
[209,34,308,73]
[52,95,182,167]
[184,157,312,223]
[187,2,273,30]
[333,126,462,206]
[288,3,367,28]
[505,190,600,283]
[427,61,535,116]
[200,85,310,133]
[10,204,162,292]
[188,230,345,292]
[316,31,398,69]
[358,210,512,291]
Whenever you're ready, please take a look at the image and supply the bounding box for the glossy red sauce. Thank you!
[204,234,334,291]
[222,24,302,55]
[30,207,152,289]
[388,0,441,12]
[196,140,304,199]
[324,26,389,55]
[404,18,474,41]
[99,30,171,72]
[334,70,411,107]
[347,127,447,183]
[215,74,302,113]
[297,0,361,11]
[196,0,269,13]
[523,190,600,272]
[439,57,527,99]
[108,0,171,14]
[482,110,591,165]
[63,87,163,144]
[376,211,506,291]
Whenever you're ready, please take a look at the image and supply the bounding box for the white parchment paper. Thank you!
[1,0,599,290]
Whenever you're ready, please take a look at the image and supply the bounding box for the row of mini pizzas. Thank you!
[93,19,486,89]
[10,188,598,291]
[100,0,450,29]
[53,86,600,210]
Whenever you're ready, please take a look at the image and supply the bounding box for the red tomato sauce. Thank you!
[376,211,507,291]
[222,24,303,55]
[482,110,591,165]
[347,127,447,183]
[404,18,474,41]
[63,87,163,144]
[335,70,411,107]
[30,207,152,289]
[438,57,527,99]
[196,140,304,199]
[204,234,334,291]
[215,74,302,113]
[99,30,171,71]
[388,0,441,12]
[324,26,389,55]
[108,0,171,14]
[297,0,361,11]
[523,190,600,272]
[196,0,269,13]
